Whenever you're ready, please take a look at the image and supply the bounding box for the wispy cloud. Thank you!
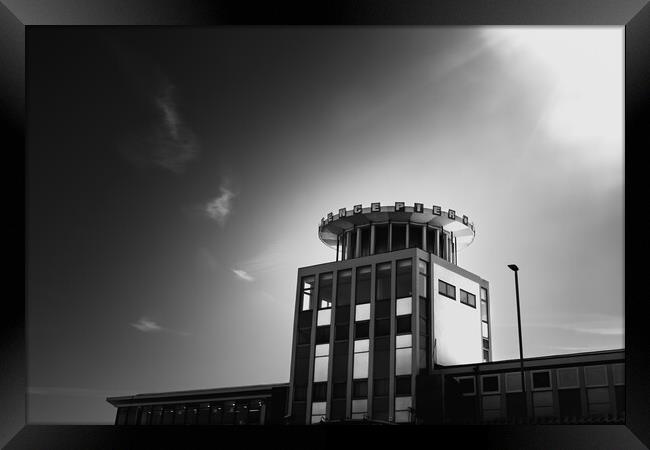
[232,269,254,282]
[131,317,163,332]
[205,186,236,226]
[119,77,200,174]
[130,317,189,336]
[149,82,200,173]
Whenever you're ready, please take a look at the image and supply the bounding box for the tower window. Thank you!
[438,280,456,300]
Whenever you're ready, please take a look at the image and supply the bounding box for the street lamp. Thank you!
[508,264,527,421]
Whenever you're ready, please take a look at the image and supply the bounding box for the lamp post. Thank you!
[508,264,527,421]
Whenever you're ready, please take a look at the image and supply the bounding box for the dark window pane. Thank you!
[297,328,311,345]
[468,293,476,307]
[353,380,368,398]
[140,407,151,425]
[294,351,310,387]
[151,408,163,425]
[558,389,582,418]
[506,393,526,420]
[532,371,551,389]
[483,349,489,361]
[483,339,489,349]
[301,276,315,311]
[331,399,346,420]
[439,232,446,259]
[438,280,446,295]
[318,273,333,309]
[356,266,371,304]
[375,225,389,254]
[316,326,330,344]
[396,259,412,298]
[333,382,347,399]
[375,299,390,319]
[374,336,390,351]
[293,386,307,401]
[335,305,350,324]
[373,339,390,379]
[426,228,436,253]
[615,385,625,417]
[482,375,499,393]
[174,407,186,425]
[458,378,475,395]
[355,321,369,339]
[295,345,310,359]
[292,402,306,425]
[333,346,348,383]
[349,230,358,259]
[336,270,352,306]
[360,227,371,257]
[375,318,390,336]
[375,263,391,301]
[447,284,456,299]
[460,290,467,304]
[409,225,423,249]
[312,382,327,401]
[392,224,406,250]
[372,396,389,421]
[298,310,313,328]
[116,408,127,425]
[335,324,349,341]
[395,376,412,395]
[374,378,389,396]
[396,316,411,334]
[162,408,175,425]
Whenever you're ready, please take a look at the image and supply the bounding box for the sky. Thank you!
[27,27,623,423]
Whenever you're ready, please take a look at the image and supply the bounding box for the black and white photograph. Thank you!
[4,1,650,448]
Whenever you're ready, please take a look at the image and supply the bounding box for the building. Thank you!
[107,202,624,426]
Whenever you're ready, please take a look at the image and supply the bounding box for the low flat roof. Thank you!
[107,382,289,406]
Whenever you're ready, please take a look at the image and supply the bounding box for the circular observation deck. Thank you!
[318,203,475,263]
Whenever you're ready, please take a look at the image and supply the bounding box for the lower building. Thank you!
[107,383,290,426]
[107,349,624,425]
[417,348,625,425]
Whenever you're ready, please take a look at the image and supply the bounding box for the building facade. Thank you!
[107,202,624,426]
[288,203,489,424]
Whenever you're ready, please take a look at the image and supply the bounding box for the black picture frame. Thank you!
[3,0,648,448]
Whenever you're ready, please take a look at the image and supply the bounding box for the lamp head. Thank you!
[508,264,519,272]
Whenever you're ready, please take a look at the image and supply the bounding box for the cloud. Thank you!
[232,269,254,282]
[131,317,163,332]
[130,317,189,336]
[119,78,200,174]
[205,186,236,225]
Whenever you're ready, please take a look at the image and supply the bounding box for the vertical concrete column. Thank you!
[434,229,440,257]
[326,271,338,420]
[345,230,354,259]
[368,263,376,417]
[305,274,320,424]
[288,272,306,418]
[336,236,340,262]
[355,228,361,259]
[411,254,419,419]
[370,224,376,255]
[388,259,397,422]
[388,223,393,252]
[405,223,410,248]
[346,266,357,420]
